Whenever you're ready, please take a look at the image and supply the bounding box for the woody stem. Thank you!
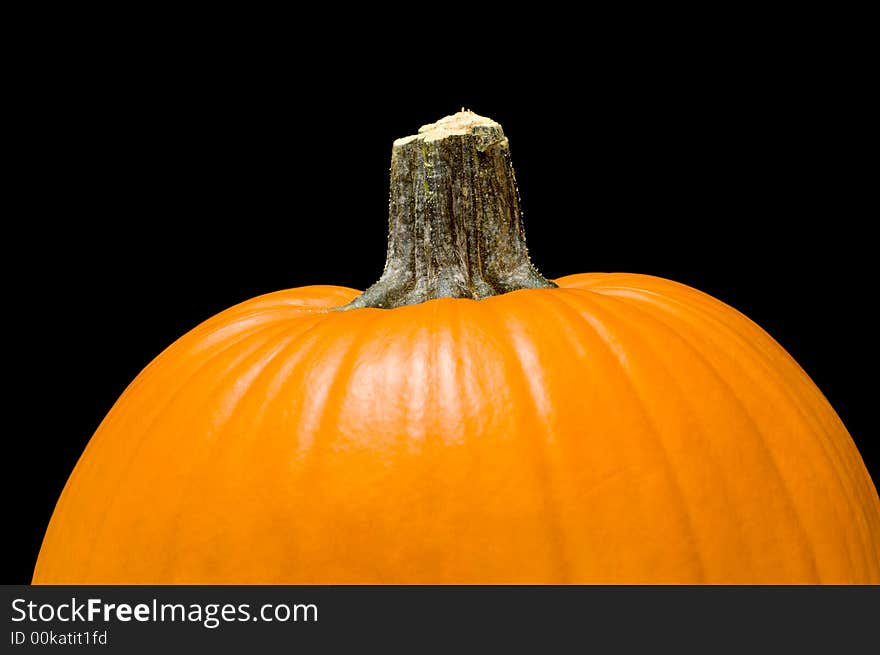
[342,111,555,310]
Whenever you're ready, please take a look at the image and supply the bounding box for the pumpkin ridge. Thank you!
[603,283,878,541]
[663,284,877,510]
[576,288,842,580]
[73,320,297,582]
[34,317,298,583]
[157,321,316,582]
[102,317,310,445]
[32,320,266,583]
[497,292,597,573]
[243,311,351,433]
[548,289,709,582]
[309,309,398,452]
[598,285,840,429]
[590,284,794,380]
[481,294,572,582]
[551,288,752,578]
[588,288,827,581]
[422,298,473,448]
[207,285,359,318]
[98,311,320,443]
[600,285,880,579]
[201,309,365,583]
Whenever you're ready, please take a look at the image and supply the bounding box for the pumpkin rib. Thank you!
[295,307,405,555]
[306,309,394,457]
[530,289,699,581]
[96,309,323,446]
[502,290,634,580]
[230,316,345,432]
[588,281,871,529]
[113,306,350,583]
[551,287,753,580]
[183,309,359,583]
[430,299,479,580]
[86,319,302,581]
[504,292,603,580]
[588,287,830,581]
[594,283,832,429]
[597,281,880,566]
[265,311,373,460]
[154,310,347,583]
[159,321,332,582]
[658,289,877,581]
[425,299,474,449]
[81,320,300,581]
[548,289,709,582]
[399,306,434,449]
[556,284,868,580]
[674,284,880,531]
[255,306,406,580]
[598,285,879,580]
[226,311,356,435]
[212,285,359,317]
[649,285,879,580]
[430,300,460,449]
[245,310,352,434]
[34,317,302,583]
[486,293,574,582]
[540,288,703,580]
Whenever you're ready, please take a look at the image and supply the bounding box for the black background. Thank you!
[5,35,876,583]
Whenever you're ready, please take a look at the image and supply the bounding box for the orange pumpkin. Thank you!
[34,112,880,584]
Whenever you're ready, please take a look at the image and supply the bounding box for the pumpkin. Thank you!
[34,112,880,584]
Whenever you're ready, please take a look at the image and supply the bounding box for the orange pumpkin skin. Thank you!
[33,273,880,584]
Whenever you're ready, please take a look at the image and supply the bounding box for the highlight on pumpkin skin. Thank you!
[32,273,880,584]
[32,111,880,584]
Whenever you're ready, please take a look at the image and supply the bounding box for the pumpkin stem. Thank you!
[341,110,556,310]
